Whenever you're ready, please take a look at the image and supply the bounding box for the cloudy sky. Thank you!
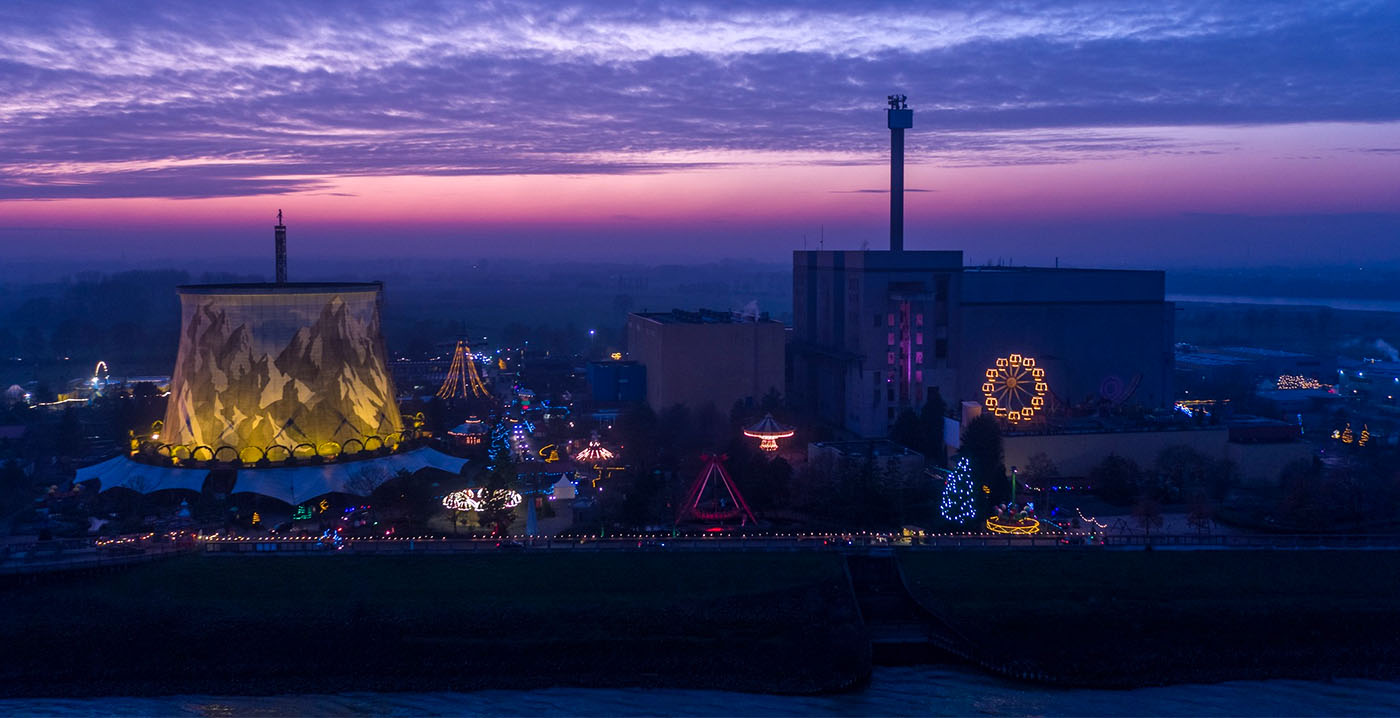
[1,0,1397,266]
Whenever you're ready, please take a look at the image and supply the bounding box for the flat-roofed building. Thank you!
[793,251,1174,438]
[627,309,785,413]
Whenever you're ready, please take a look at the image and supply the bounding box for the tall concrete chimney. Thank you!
[274,209,287,283]
[886,95,912,252]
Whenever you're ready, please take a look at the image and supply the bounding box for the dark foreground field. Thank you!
[900,550,1400,687]
[0,553,867,697]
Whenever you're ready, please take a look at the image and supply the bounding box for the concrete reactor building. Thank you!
[791,97,1175,438]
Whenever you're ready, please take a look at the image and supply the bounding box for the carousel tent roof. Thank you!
[77,454,210,494]
[743,413,793,437]
[82,447,467,505]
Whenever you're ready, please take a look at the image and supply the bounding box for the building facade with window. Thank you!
[792,250,1173,438]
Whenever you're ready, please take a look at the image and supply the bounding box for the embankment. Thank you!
[900,549,1400,687]
[0,552,868,697]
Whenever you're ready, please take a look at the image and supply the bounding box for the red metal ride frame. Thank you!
[677,453,758,525]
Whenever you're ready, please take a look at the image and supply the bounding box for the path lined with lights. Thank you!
[9,532,1400,576]
[192,532,1400,553]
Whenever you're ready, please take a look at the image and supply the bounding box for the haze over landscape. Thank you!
[9,4,1400,713]
[2,0,1397,267]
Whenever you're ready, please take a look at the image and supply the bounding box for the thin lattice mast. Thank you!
[436,340,489,399]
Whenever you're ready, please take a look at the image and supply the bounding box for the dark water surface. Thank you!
[4,666,1399,717]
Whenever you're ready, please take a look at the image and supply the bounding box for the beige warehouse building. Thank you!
[627,309,785,413]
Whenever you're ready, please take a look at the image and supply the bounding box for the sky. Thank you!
[1,0,1397,267]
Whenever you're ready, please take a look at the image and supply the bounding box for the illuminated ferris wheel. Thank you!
[982,354,1048,423]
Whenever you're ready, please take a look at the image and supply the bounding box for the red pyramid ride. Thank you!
[677,454,757,526]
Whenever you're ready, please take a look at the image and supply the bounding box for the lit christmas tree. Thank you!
[940,455,978,525]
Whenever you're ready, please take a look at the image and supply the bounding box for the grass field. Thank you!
[0,553,867,696]
[900,550,1400,686]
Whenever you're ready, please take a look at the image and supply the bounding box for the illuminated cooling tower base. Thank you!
[160,283,403,461]
[78,282,465,503]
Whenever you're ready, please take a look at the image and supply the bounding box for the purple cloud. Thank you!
[0,1,1396,199]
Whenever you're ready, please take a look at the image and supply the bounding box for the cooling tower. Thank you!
[161,283,404,462]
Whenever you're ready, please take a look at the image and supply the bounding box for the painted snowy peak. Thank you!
[162,289,403,453]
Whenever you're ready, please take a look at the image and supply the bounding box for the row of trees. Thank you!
[1089,446,1241,506]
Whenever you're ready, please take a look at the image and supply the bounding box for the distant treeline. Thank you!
[1176,302,1400,358]
[1168,266,1400,302]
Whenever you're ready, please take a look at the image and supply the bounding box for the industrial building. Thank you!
[76,216,465,504]
[586,360,646,403]
[627,308,785,413]
[790,96,1175,438]
[792,252,1174,438]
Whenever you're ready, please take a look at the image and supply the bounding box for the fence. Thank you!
[6,531,1400,572]
[196,532,1400,555]
[0,541,192,577]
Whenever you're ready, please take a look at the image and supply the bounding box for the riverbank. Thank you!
[0,553,868,698]
[5,665,1399,717]
[7,548,1399,697]
[900,549,1400,687]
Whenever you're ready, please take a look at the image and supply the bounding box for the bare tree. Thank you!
[1132,498,1164,542]
[345,465,395,497]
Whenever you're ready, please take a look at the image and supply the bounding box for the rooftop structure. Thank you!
[274,209,287,283]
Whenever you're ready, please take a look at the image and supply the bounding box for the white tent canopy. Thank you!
[84,447,466,505]
[78,455,210,494]
[230,447,467,504]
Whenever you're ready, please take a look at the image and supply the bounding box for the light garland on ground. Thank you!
[985,516,1041,534]
[190,527,1107,542]
[1075,508,1108,529]
[442,488,523,512]
[1276,375,1324,390]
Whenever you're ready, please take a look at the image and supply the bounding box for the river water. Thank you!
[4,667,1399,717]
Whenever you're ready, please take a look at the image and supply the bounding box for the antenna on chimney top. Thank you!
[887,95,912,252]
[274,210,287,283]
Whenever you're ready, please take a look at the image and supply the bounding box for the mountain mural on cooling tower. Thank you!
[162,291,403,453]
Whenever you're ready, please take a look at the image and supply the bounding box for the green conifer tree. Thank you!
[940,455,978,525]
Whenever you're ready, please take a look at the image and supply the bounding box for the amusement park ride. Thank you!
[985,466,1041,534]
[573,432,616,464]
[743,413,795,452]
[982,353,1049,424]
[677,454,758,526]
[437,340,491,401]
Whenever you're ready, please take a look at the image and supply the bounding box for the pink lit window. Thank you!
[887,313,895,326]
[915,351,924,364]
[887,352,896,365]
[915,370,923,382]
[887,333,895,346]
[916,314,924,326]
[916,332,923,345]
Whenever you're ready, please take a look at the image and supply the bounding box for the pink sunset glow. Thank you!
[2,2,1398,265]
